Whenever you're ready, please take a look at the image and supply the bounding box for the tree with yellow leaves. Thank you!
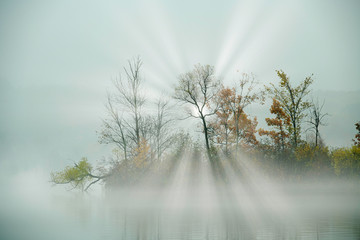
[266,70,313,148]
[332,146,360,177]
[332,122,360,177]
[133,137,151,170]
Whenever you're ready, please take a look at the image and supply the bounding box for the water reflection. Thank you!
[95,205,360,240]
[86,181,360,240]
[1,163,360,240]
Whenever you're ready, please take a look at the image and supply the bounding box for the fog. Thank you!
[1,0,360,239]
[1,151,360,239]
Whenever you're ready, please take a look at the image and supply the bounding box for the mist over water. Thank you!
[1,1,360,239]
[1,151,359,240]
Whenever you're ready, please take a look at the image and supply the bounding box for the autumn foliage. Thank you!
[209,86,259,154]
[51,61,360,191]
[259,98,291,152]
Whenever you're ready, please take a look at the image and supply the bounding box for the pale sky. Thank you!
[0,0,359,173]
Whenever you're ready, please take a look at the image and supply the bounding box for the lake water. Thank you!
[1,174,359,240]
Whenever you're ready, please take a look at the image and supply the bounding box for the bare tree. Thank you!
[99,57,146,157]
[99,95,129,161]
[113,56,146,149]
[174,64,220,159]
[152,98,175,161]
[307,99,328,147]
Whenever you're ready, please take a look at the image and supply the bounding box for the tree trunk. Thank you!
[201,115,212,160]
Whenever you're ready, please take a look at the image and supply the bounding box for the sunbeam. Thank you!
[2,0,360,239]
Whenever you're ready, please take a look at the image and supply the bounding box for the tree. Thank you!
[294,143,332,177]
[113,56,146,149]
[231,112,258,151]
[353,121,360,147]
[133,137,151,170]
[99,57,146,160]
[259,98,291,152]
[152,98,175,161]
[174,64,220,159]
[53,58,181,190]
[307,99,328,147]
[230,73,263,152]
[99,96,129,161]
[209,105,258,154]
[332,123,360,177]
[50,158,109,191]
[209,87,235,155]
[208,73,262,155]
[332,146,360,177]
[266,70,313,148]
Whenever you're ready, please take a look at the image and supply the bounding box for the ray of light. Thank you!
[141,0,185,74]
[115,8,178,88]
[216,0,284,82]
[227,1,300,77]
[216,0,265,76]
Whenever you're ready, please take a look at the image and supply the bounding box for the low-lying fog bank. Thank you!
[1,168,359,240]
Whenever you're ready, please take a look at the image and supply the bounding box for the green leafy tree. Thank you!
[50,158,109,191]
[332,146,360,177]
[332,122,360,177]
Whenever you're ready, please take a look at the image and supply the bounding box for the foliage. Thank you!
[259,98,291,152]
[332,146,360,177]
[295,143,332,175]
[209,87,234,154]
[51,59,360,191]
[232,113,258,150]
[208,74,263,155]
[51,158,95,191]
[209,85,259,154]
[133,138,151,169]
[265,70,313,147]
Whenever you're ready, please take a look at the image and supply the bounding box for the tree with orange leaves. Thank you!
[230,112,259,150]
[209,87,235,155]
[229,73,263,152]
[209,78,260,154]
[259,98,291,152]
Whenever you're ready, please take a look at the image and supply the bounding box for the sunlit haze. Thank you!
[1,0,360,239]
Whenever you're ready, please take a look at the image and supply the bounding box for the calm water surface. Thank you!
[1,179,359,240]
